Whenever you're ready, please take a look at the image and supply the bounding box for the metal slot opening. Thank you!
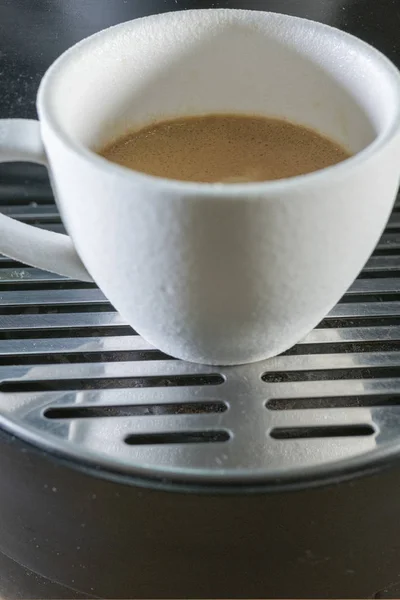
[18,217,61,225]
[270,425,375,439]
[0,260,28,269]
[318,317,400,328]
[339,290,400,304]
[358,270,400,279]
[0,304,114,315]
[373,248,400,256]
[0,326,135,340]
[267,394,400,410]
[125,430,230,445]
[262,366,400,383]
[340,294,400,303]
[0,194,54,205]
[0,195,53,208]
[1,350,172,365]
[283,341,400,356]
[0,282,96,291]
[44,401,228,419]
[0,374,225,392]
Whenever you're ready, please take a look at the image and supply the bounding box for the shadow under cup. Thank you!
[39,10,400,365]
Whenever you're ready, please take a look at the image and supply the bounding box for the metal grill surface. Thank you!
[1,164,400,486]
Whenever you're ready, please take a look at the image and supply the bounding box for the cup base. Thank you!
[136,330,307,366]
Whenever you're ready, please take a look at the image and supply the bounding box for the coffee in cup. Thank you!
[100,114,351,183]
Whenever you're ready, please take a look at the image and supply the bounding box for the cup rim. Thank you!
[38,8,400,197]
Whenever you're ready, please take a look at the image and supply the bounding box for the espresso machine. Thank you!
[0,0,400,598]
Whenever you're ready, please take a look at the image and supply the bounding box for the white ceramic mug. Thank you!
[1,9,400,365]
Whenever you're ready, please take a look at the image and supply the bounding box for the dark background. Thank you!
[1,0,400,120]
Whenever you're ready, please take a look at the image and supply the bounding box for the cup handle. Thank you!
[0,119,92,281]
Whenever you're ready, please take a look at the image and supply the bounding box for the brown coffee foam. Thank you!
[100,114,351,183]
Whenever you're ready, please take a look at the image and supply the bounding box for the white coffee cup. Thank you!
[1,9,400,365]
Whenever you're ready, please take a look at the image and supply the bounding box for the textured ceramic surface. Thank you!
[0,9,400,364]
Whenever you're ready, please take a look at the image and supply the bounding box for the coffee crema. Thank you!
[99,114,351,183]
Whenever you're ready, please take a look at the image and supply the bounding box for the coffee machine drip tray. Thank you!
[1,163,400,488]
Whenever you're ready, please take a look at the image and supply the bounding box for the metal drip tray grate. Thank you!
[1,164,400,486]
